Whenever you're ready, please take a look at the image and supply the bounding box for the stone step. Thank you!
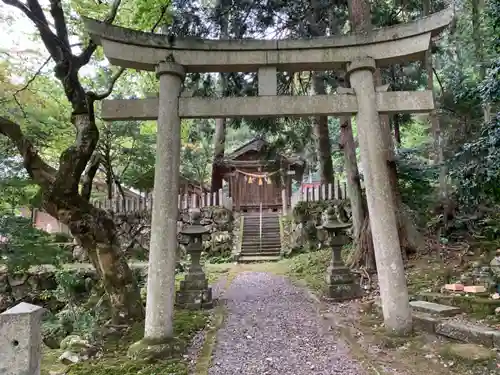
[244,222,279,225]
[243,240,280,244]
[242,238,281,243]
[241,247,281,253]
[240,251,282,257]
[242,234,281,239]
[241,244,281,250]
[244,225,280,227]
[244,218,279,222]
[244,224,280,228]
[242,234,281,238]
[243,214,279,218]
[238,255,281,263]
[242,237,281,242]
[243,228,281,235]
[409,300,461,317]
[243,231,280,235]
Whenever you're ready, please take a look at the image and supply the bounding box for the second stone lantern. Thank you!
[175,208,213,309]
[321,206,361,301]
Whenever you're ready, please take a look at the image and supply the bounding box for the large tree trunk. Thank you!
[471,0,491,123]
[0,115,145,323]
[348,0,424,270]
[346,0,374,269]
[210,0,229,192]
[339,116,365,242]
[210,117,226,192]
[306,0,334,184]
[45,191,144,322]
[423,0,448,225]
[312,73,335,183]
[0,0,152,323]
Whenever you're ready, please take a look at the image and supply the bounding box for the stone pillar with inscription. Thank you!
[347,57,412,335]
[128,59,185,359]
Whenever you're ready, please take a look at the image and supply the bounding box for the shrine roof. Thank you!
[224,137,304,167]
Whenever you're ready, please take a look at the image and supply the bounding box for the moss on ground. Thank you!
[41,263,233,375]
[285,249,330,292]
[41,310,209,375]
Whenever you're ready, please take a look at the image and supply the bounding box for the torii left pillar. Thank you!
[128,61,185,359]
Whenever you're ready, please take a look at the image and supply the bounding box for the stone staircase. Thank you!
[239,212,282,263]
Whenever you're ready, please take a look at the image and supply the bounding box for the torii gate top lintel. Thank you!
[83,6,453,73]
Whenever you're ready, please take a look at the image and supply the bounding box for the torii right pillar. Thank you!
[347,57,412,335]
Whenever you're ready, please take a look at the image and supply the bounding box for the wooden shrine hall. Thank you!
[221,138,305,213]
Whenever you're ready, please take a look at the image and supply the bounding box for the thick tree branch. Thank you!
[81,152,101,201]
[2,0,65,60]
[0,116,57,186]
[49,0,70,47]
[88,67,126,101]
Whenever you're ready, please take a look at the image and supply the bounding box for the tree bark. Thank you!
[312,73,335,183]
[346,0,373,269]
[308,0,334,184]
[0,0,144,322]
[339,116,365,242]
[0,116,144,322]
[210,116,226,192]
[423,0,448,218]
[347,0,424,270]
[471,0,491,122]
[210,0,229,192]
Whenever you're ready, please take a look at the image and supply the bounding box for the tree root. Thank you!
[348,204,425,271]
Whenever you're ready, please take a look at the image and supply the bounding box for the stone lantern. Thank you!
[175,208,213,309]
[321,206,361,301]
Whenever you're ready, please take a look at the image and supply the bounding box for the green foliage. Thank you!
[451,114,500,207]
[287,249,331,293]
[396,148,437,214]
[180,119,214,184]
[0,214,70,272]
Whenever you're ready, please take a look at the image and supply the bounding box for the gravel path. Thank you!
[208,272,365,375]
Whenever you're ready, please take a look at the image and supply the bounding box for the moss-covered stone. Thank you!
[42,310,209,375]
[417,291,500,317]
[127,336,185,360]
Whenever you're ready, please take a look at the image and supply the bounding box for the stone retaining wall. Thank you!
[285,200,351,255]
[0,264,148,313]
[74,206,235,261]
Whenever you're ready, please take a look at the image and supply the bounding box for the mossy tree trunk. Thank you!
[0,0,144,322]
[347,0,425,270]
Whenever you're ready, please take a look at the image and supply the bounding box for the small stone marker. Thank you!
[409,300,461,317]
[464,285,487,293]
[0,302,46,375]
[444,283,464,291]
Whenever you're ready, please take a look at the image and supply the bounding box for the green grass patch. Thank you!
[236,249,331,293]
[285,249,330,293]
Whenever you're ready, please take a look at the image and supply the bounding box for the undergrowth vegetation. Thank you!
[42,310,209,375]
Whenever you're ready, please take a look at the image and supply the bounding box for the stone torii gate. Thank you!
[84,6,453,348]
